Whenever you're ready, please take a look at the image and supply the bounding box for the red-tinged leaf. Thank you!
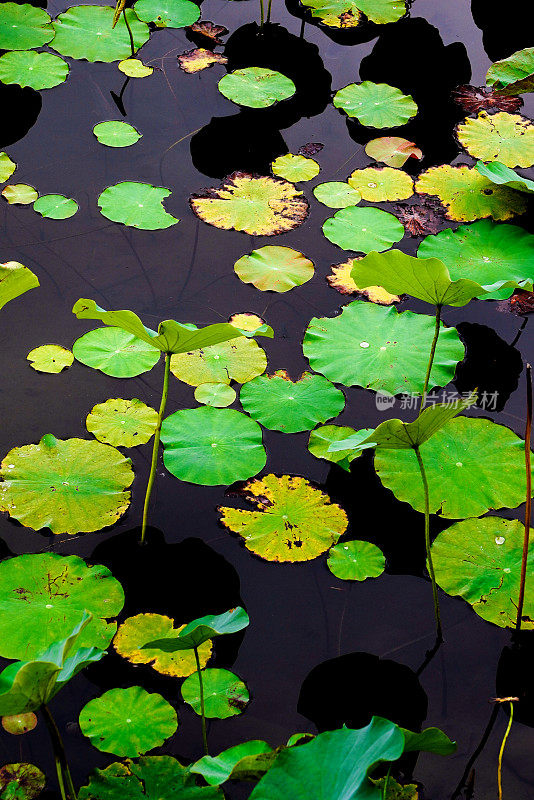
[452,85,523,115]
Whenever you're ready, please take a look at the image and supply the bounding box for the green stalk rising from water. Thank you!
[194,646,209,755]
[141,352,171,545]
[414,445,443,641]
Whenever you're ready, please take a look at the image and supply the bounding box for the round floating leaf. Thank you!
[190,172,309,236]
[73,327,160,378]
[347,167,414,202]
[303,301,464,395]
[86,398,158,447]
[301,0,405,27]
[2,185,37,205]
[170,336,266,386]
[118,58,153,78]
[327,258,400,304]
[51,7,149,63]
[27,345,73,373]
[79,687,178,757]
[313,182,361,208]
[229,312,266,331]
[240,371,345,433]
[0,3,53,50]
[475,160,534,194]
[178,48,228,73]
[98,182,178,230]
[2,714,37,735]
[33,195,78,220]
[308,425,372,472]
[191,741,274,786]
[0,552,124,660]
[0,435,134,535]
[234,246,314,292]
[0,51,67,91]
[161,406,266,486]
[375,416,531,519]
[114,614,212,677]
[134,0,200,27]
[181,669,249,719]
[271,154,320,182]
[0,153,16,183]
[93,121,142,148]
[486,47,534,96]
[219,474,348,562]
[333,82,417,128]
[218,68,295,109]
[457,111,534,168]
[323,206,404,252]
[327,540,385,581]
[0,764,45,800]
[365,137,422,168]
[415,165,526,221]
[432,517,534,629]
[194,383,236,407]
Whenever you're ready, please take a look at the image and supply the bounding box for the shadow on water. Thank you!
[471,0,534,61]
[0,85,41,149]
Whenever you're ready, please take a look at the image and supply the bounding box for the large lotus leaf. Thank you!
[300,0,405,28]
[73,327,160,378]
[0,3,53,50]
[98,182,178,230]
[219,474,348,562]
[218,68,295,109]
[364,137,422,168]
[333,82,417,127]
[93,121,141,148]
[327,259,400,304]
[401,726,455,755]
[0,764,45,800]
[113,614,212,676]
[0,51,67,91]
[375,416,532,519]
[240,371,345,433]
[79,687,178,757]
[323,206,404,252]
[234,246,314,293]
[303,301,464,395]
[415,165,526,221]
[51,7,149,63]
[191,741,275,785]
[486,47,534,96]
[33,195,78,220]
[418,219,534,300]
[456,112,534,168]
[181,668,249,719]
[347,167,414,202]
[161,406,266,485]
[134,0,200,27]
[190,173,309,236]
[27,344,73,374]
[146,607,249,652]
[313,182,361,208]
[0,434,134,534]
[0,262,38,311]
[0,552,124,660]
[2,185,37,205]
[194,383,236,407]
[86,398,158,447]
[475,160,534,194]
[170,337,266,386]
[327,540,385,581]
[0,153,16,182]
[308,425,372,472]
[432,517,534,629]
[271,154,320,182]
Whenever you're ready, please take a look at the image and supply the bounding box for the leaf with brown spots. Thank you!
[452,85,522,115]
[188,20,228,45]
[389,199,447,236]
[178,48,228,74]
[327,259,400,304]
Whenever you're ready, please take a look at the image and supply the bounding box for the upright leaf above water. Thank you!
[327,258,399,304]
[0,262,38,311]
[486,47,534,96]
[0,3,54,50]
[308,425,372,471]
[50,6,149,63]
[191,740,275,785]
[365,137,422,168]
[475,160,534,194]
[145,607,249,652]
[218,68,295,109]
[456,112,534,168]
[98,182,179,229]
[333,82,417,128]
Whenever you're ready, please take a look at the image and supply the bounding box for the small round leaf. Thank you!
[2,185,38,205]
[93,121,142,148]
[347,167,414,202]
[98,182,179,230]
[1,714,37,735]
[33,195,78,220]
[333,82,417,127]
[313,182,361,209]
[181,668,249,718]
[73,327,160,378]
[271,154,320,182]
[0,3,53,50]
[0,153,16,183]
[218,67,295,109]
[86,398,158,447]
[234,246,314,292]
[118,58,153,78]
[327,540,385,581]
[27,345,73,373]
[194,383,236,407]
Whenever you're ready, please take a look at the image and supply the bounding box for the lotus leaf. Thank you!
[0,434,134,534]
[303,301,464,395]
[0,764,45,800]
[327,259,400,304]
[218,68,295,109]
[308,425,372,471]
[327,540,385,581]
[333,82,417,128]
[191,741,275,785]
[113,614,212,676]
[51,7,149,63]
[118,58,153,78]
[73,327,160,377]
[27,345,73,373]
[219,474,347,562]
[98,182,178,229]
[0,3,53,50]
[475,160,534,194]
[194,383,236,407]
[181,668,249,718]
[1,713,37,735]
[323,206,404,252]
[234,246,314,293]
[486,47,534,96]
[189,21,228,44]
[0,51,67,91]
[178,48,228,74]
[300,0,405,28]
[271,154,320,182]
[347,167,414,202]
[0,262,39,311]
[86,398,158,447]
[93,121,141,148]
[228,312,267,333]
[365,137,422,168]
[372,777,418,799]
[190,173,309,236]
[134,0,200,27]
[415,164,526,221]
[456,111,534,168]
[0,153,16,182]
[240,371,345,433]
[2,185,37,205]
[170,336,266,386]
[145,607,249,652]
[313,182,361,208]
[33,195,78,220]
[161,406,266,485]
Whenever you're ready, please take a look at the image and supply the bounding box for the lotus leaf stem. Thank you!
[414,445,443,641]
[194,646,209,755]
[122,10,136,58]
[266,0,273,23]
[141,351,171,545]
[516,363,532,632]
[420,304,442,414]
[497,701,514,800]
[42,704,77,800]
[259,0,265,27]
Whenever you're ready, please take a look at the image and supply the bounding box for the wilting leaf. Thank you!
[327,258,400,304]
[347,166,414,202]
[323,206,404,252]
[240,371,345,433]
[234,246,314,292]
[188,21,228,45]
[0,262,38,311]
[86,398,158,447]
[327,540,385,581]
[191,741,275,785]
[486,47,534,96]
[0,3,53,50]
[415,164,526,221]
[98,182,178,229]
[194,383,236,407]
[2,185,37,205]
[27,345,73,373]
[219,474,347,562]
[146,607,249,652]
[161,406,266,486]
[0,153,16,183]
[79,687,178,758]
[456,111,534,168]
[2,713,37,735]
[334,82,417,128]
[182,669,249,718]
[313,182,361,208]
[0,764,45,800]
[73,327,161,378]
[475,160,534,194]
[308,425,372,471]
[0,51,68,91]
[190,172,309,236]
[298,142,324,156]
[301,0,405,29]
[0,552,124,660]
[93,121,142,148]
[0,434,134,535]
[390,199,446,236]
[452,85,523,114]
[118,58,153,78]
[33,195,78,220]
[170,336,266,386]
[218,67,295,109]
[134,0,200,27]
[365,137,422,168]
[271,154,320,182]
[51,7,149,63]
[510,288,534,314]
[303,301,464,395]
[178,48,227,73]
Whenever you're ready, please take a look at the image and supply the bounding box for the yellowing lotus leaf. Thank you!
[118,58,153,78]
[170,336,266,386]
[347,167,414,202]
[229,313,266,331]
[86,398,158,447]
[27,345,73,373]
[365,137,422,168]
[271,154,320,182]
[178,48,228,73]
[327,259,400,304]
[234,246,314,292]
[456,111,534,168]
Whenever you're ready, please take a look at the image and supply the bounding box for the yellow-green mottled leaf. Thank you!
[2,185,37,205]
[347,167,413,202]
[456,111,534,168]
[0,262,38,311]
[0,763,45,800]
[118,58,153,78]
[234,246,314,292]
[27,345,73,374]
[271,154,320,182]
[170,336,266,386]
[0,153,16,183]
[1,713,37,735]
[86,398,158,447]
[313,182,361,208]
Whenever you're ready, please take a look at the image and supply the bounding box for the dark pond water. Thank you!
[1,0,534,797]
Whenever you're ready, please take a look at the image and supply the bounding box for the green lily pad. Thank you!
[234,246,314,293]
[51,6,149,63]
[98,182,179,230]
[300,0,406,28]
[79,687,178,757]
[313,182,361,208]
[303,301,464,395]
[0,262,38,311]
[219,474,348,562]
[191,741,274,785]
[327,540,385,581]
[0,552,124,660]
[170,336,266,386]
[93,121,142,148]
[364,137,422,168]
[323,206,404,252]
[0,764,45,800]
[0,51,67,91]
[218,68,295,109]
[161,406,266,485]
[1,713,37,735]
[0,434,134,535]
[271,154,320,182]
[145,607,249,652]
[333,82,417,127]
[308,425,372,472]
[457,111,534,168]
[118,58,154,78]
[27,345,73,373]
[0,3,53,50]
[134,0,200,27]
[195,383,236,407]
[475,160,534,194]
[33,195,78,220]
[0,153,16,183]
[2,185,38,205]
[86,398,158,447]
[181,668,249,719]
[432,517,534,629]
[240,371,345,433]
[73,327,160,378]
[486,47,534,96]
[347,167,414,202]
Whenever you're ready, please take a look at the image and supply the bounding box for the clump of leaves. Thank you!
[234,246,314,292]
[326,258,400,304]
[27,344,73,373]
[0,51,68,91]
[347,166,414,202]
[333,82,417,128]
[98,182,179,229]
[271,154,320,182]
[218,68,295,109]
[456,111,534,168]
[365,137,422,168]
[452,85,522,114]
[486,47,534,96]
[178,48,227,73]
